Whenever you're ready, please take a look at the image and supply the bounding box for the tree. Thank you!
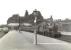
[7,14,20,24]
[32,9,43,24]
[24,10,29,17]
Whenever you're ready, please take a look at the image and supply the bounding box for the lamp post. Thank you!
[34,17,37,45]
[18,16,21,32]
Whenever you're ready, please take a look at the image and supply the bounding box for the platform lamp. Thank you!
[34,17,37,45]
[33,9,38,45]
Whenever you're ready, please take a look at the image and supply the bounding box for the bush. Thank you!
[0,27,9,34]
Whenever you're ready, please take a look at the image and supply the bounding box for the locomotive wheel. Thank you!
[54,32,61,38]
[47,32,53,37]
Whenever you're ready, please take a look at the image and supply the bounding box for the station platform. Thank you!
[0,30,71,50]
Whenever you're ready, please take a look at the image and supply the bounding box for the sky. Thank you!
[0,0,71,24]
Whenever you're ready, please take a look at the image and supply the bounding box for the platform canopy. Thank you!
[8,23,32,27]
[7,23,19,26]
[22,23,32,26]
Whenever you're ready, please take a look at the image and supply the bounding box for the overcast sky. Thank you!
[0,0,71,24]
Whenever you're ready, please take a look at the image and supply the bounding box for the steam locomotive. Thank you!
[36,23,62,38]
